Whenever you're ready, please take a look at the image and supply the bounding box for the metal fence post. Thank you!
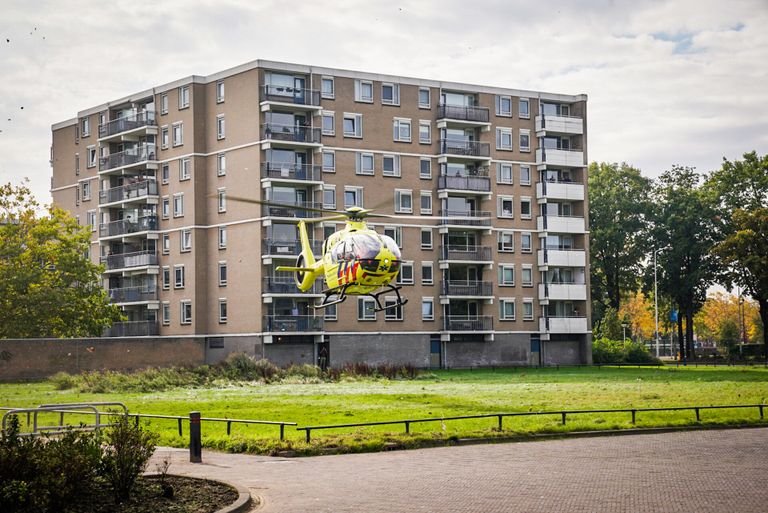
[189,411,202,463]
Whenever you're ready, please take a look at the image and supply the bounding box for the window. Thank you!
[81,181,91,201]
[162,233,170,254]
[162,302,170,325]
[384,297,404,320]
[496,95,512,117]
[521,232,532,253]
[324,301,337,321]
[498,231,514,252]
[522,265,533,287]
[218,261,227,286]
[343,113,363,137]
[393,118,411,142]
[75,153,79,175]
[382,154,400,177]
[173,193,184,217]
[322,111,335,136]
[217,153,226,176]
[180,158,191,180]
[218,299,228,323]
[421,261,433,285]
[397,261,414,285]
[344,187,363,208]
[174,265,185,288]
[498,196,514,218]
[420,228,432,249]
[520,165,531,185]
[161,126,169,149]
[160,93,168,115]
[81,117,90,137]
[395,189,412,214]
[179,86,190,109]
[181,300,192,325]
[358,297,376,320]
[161,163,170,184]
[181,229,192,251]
[499,265,515,286]
[86,210,96,231]
[172,122,183,146]
[322,151,335,172]
[418,88,431,108]
[413,300,435,330]
[87,146,96,168]
[496,128,513,150]
[384,226,402,247]
[355,152,374,175]
[381,83,400,105]
[217,188,226,213]
[75,187,79,206]
[523,299,534,321]
[497,163,513,184]
[500,299,516,320]
[216,81,225,103]
[519,98,530,119]
[420,158,432,179]
[520,197,532,219]
[321,76,334,99]
[216,115,225,140]
[420,191,432,215]
[354,80,373,103]
[419,121,431,144]
[519,130,531,152]
[162,266,171,290]
[161,196,170,219]
[323,186,336,209]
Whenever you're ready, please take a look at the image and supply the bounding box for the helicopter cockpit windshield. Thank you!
[330,233,401,263]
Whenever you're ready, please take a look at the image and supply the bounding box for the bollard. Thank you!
[189,411,202,463]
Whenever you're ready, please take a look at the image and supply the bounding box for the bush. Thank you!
[50,371,77,390]
[99,415,157,503]
[592,337,660,364]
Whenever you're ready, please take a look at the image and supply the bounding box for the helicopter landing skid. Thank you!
[370,284,409,312]
[313,283,354,310]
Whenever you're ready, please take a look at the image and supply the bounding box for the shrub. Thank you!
[99,415,157,503]
[50,371,77,390]
[592,337,660,364]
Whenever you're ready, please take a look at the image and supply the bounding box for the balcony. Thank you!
[261,162,322,183]
[536,180,584,202]
[109,286,158,303]
[261,124,322,148]
[99,180,159,205]
[100,250,158,271]
[263,315,324,333]
[103,320,159,337]
[539,316,589,334]
[99,111,157,140]
[441,280,493,297]
[439,140,491,159]
[261,85,321,108]
[442,315,493,332]
[262,239,323,258]
[537,248,586,267]
[262,276,322,294]
[437,104,490,124]
[538,283,588,301]
[262,202,322,219]
[536,215,585,234]
[440,245,492,262]
[438,210,492,228]
[438,171,491,193]
[536,148,584,167]
[99,143,157,173]
[99,215,158,238]
[535,115,583,136]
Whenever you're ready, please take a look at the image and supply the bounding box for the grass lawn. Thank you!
[2,366,767,455]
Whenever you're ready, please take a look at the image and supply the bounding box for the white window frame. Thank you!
[497,162,513,184]
[161,163,170,184]
[420,191,432,215]
[343,112,363,138]
[162,266,170,290]
[523,299,534,321]
[421,228,432,249]
[519,129,531,152]
[324,300,338,321]
[520,165,531,186]
[323,185,336,209]
[161,125,169,149]
[218,226,227,249]
[81,117,90,137]
[180,300,192,325]
[381,83,400,105]
[173,193,184,218]
[358,297,376,320]
[162,302,171,325]
[174,264,185,289]
[172,122,183,146]
[161,196,170,219]
[322,111,335,136]
[355,152,375,175]
[522,264,534,287]
[383,226,402,248]
[217,188,226,213]
[344,186,364,208]
[218,298,228,324]
[354,80,374,103]
[498,231,514,252]
[496,127,513,151]
[500,298,516,321]
[86,146,96,168]
[520,197,532,220]
[519,98,530,119]
[419,120,431,144]
[384,297,404,320]
[420,158,432,179]
[393,118,412,142]
[498,195,514,218]
[421,261,433,285]
[418,88,431,109]
[321,76,335,99]
[180,157,191,180]
[395,189,413,214]
[216,114,225,140]
[81,181,91,201]
[160,93,168,115]
[162,233,170,254]
[382,154,401,177]
[322,150,336,172]
[521,232,532,253]
[500,264,515,286]
[181,229,192,252]
[86,210,96,231]
[397,261,414,285]
[422,297,435,321]
[216,81,225,103]
[179,86,190,109]
[218,261,227,286]
[217,153,226,176]
[496,95,512,117]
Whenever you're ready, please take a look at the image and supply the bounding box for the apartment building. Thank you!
[50,60,591,368]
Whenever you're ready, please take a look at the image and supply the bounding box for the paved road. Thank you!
[151,428,768,512]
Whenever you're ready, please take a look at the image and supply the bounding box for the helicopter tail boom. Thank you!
[278,220,322,292]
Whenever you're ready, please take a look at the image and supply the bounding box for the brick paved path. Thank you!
[151,428,768,512]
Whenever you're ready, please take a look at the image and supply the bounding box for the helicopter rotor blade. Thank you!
[224,195,345,216]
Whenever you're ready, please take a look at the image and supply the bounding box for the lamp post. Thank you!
[622,322,629,344]
[653,247,669,357]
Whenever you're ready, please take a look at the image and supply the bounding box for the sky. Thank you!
[1,0,767,205]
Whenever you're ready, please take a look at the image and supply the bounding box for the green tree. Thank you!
[0,181,123,338]
[588,162,652,317]
[718,319,740,356]
[599,307,623,340]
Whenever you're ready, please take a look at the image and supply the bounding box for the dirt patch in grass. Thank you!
[69,475,241,513]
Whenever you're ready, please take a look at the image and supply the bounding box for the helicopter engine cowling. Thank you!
[294,253,317,291]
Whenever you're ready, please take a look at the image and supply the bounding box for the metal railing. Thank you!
[441,280,493,297]
[99,180,158,204]
[438,210,492,227]
[437,104,490,123]
[262,202,322,218]
[109,286,157,303]
[261,84,321,106]
[262,239,323,257]
[439,139,491,157]
[99,215,158,237]
[438,174,491,192]
[100,250,158,270]
[103,320,159,337]
[99,143,156,171]
[261,162,322,181]
[442,315,493,331]
[2,402,128,436]
[98,111,157,138]
[261,123,321,144]
[263,315,324,332]
[440,245,492,261]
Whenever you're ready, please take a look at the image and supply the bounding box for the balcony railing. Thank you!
[440,245,492,261]
[438,173,491,192]
[441,280,493,297]
[109,286,158,303]
[261,123,322,144]
[537,248,586,267]
[535,114,583,135]
[438,210,492,227]
[98,110,157,138]
[99,215,158,238]
[539,316,589,334]
[536,147,584,167]
[262,239,323,257]
[263,276,321,294]
[100,250,158,270]
[99,180,159,204]
[103,320,159,337]
[262,202,322,219]
[536,215,585,233]
[99,143,157,171]
[263,315,324,332]
[442,315,493,332]
[439,139,490,158]
[437,104,490,123]
[261,162,322,182]
[261,85,321,106]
